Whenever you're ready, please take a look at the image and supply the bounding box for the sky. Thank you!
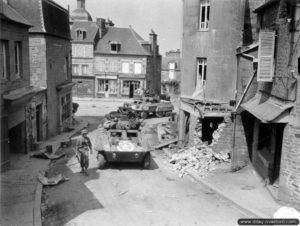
[54,0,182,55]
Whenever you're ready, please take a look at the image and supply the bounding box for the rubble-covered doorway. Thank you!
[271,124,285,184]
[9,121,26,153]
[201,117,224,144]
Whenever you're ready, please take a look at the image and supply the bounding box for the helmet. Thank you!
[81,129,88,135]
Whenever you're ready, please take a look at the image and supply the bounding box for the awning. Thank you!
[3,86,44,110]
[241,94,293,123]
[56,82,76,92]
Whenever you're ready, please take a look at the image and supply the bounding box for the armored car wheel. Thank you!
[156,111,165,118]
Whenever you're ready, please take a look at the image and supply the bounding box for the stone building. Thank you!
[161,50,181,96]
[179,0,265,148]
[9,0,73,136]
[0,0,41,170]
[70,0,161,98]
[233,0,300,206]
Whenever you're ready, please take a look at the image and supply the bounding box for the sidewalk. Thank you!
[0,120,87,226]
[163,148,282,218]
[73,96,133,103]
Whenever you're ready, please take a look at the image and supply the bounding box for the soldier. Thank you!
[76,129,93,176]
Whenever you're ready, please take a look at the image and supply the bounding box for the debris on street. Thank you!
[38,171,69,186]
[30,149,65,160]
[166,120,230,178]
[157,122,177,142]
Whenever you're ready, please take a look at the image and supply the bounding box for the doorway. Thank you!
[36,104,42,141]
[9,121,26,153]
[271,124,285,184]
[129,82,134,98]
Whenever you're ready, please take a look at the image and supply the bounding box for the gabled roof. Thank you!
[0,0,31,27]
[162,57,181,71]
[71,21,99,43]
[7,0,70,39]
[94,26,151,56]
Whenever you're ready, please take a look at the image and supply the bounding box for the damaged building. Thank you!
[179,0,264,151]
[233,0,300,206]
[180,0,300,206]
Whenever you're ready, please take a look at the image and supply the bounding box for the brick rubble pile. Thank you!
[168,121,230,178]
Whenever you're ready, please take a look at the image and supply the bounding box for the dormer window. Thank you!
[76,29,87,40]
[110,41,121,53]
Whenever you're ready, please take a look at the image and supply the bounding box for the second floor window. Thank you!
[134,62,142,74]
[169,62,176,79]
[15,41,22,78]
[122,62,130,73]
[82,64,88,75]
[72,64,79,75]
[197,58,207,85]
[1,40,9,80]
[199,0,210,31]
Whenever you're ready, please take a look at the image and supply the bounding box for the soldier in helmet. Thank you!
[76,129,93,176]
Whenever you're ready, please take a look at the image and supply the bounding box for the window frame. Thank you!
[134,62,142,74]
[122,62,130,73]
[1,40,9,80]
[82,64,88,75]
[15,41,22,79]
[197,58,207,86]
[72,64,80,75]
[199,0,210,31]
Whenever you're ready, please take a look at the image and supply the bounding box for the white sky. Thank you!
[54,0,183,55]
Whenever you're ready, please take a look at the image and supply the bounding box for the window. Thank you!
[199,0,210,31]
[169,62,176,79]
[257,31,275,82]
[110,43,120,52]
[82,64,88,75]
[15,41,22,78]
[197,58,207,85]
[61,94,71,122]
[134,62,142,74]
[122,62,130,73]
[98,79,117,93]
[1,40,9,80]
[169,62,176,70]
[122,80,141,94]
[110,61,118,72]
[76,29,86,40]
[72,64,79,75]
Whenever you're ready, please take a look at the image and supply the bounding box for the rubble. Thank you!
[167,120,230,178]
[38,171,69,186]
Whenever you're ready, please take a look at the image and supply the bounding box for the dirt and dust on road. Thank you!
[41,100,248,226]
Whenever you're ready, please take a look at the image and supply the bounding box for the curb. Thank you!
[162,148,271,219]
[33,121,88,226]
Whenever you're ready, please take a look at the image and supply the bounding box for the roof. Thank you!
[162,57,181,71]
[94,26,151,56]
[253,0,279,13]
[71,21,99,43]
[241,93,293,123]
[70,8,92,21]
[7,0,70,39]
[0,1,31,26]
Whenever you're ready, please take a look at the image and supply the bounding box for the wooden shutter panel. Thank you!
[257,31,275,82]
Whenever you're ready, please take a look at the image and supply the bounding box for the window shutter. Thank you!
[257,31,275,82]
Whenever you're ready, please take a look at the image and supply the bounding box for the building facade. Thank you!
[70,0,161,98]
[161,50,181,96]
[0,1,39,170]
[179,0,262,147]
[233,0,300,206]
[9,0,73,137]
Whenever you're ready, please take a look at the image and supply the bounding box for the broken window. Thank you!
[197,58,207,85]
[199,0,210,31]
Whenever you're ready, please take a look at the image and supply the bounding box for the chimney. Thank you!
[77,0,85,9]
[96,18,107,38]
[105,18,115,27]
[149,30,158,56]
